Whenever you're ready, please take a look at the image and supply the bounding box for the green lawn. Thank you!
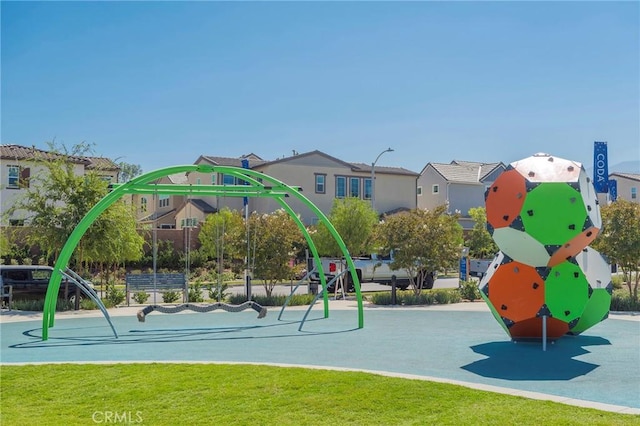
[1,364,638,425]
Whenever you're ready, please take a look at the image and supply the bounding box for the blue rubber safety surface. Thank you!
[1,307,639,410]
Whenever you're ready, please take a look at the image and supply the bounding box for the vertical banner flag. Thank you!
[593,141,609,193]
[241,158,249,207]
[609,179,617,202]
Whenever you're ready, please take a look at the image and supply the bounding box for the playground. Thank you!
[3,162,638,418]
[1,301,639,414]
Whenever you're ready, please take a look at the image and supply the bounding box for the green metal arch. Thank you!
[42,164,363,340]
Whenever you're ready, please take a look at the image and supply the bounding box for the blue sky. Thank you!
[2,2,638,174]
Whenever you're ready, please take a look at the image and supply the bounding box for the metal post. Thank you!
[152,221,157,305]
[371,148,394,212]
[245,203,251,300]
[391,274,397,305]
[542,315,547,352]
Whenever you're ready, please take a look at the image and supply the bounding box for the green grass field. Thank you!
[1,364,638,425]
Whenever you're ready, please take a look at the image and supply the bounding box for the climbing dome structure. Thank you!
[479,153,611,340]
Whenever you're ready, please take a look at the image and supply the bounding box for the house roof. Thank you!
[189,199,217,214]
[197,154,266,168]
[349,162,419,176]
[1,144,89,165]
[139,209,176,222]
[451,160,503,178]
[166,173,188,184]
[610,172,640,182]
[256,150,355,169]
[258,150,419,176]
[425,161,504,183]
[85,156,120,171]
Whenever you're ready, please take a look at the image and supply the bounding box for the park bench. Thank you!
[125,273,186,305]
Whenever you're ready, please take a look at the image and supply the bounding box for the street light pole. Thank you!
[371,147,394,212]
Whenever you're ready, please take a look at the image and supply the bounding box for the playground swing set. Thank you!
[40,164,364,341]
[136,189,267,322]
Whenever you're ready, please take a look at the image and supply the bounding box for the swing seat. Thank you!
[136,301,267,322]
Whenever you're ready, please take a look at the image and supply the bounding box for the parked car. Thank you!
[0,265,91,303]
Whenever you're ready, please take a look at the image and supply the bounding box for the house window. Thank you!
[417,186,423,196]
[181,217,198,227]
[632,187,637,200]
[315,174,326,194]
[222,174,235,185]
[350,177,360,198]
[432,184,439,194]
[159,194,170,208]
[7,165,20,188]
[159,223,175,229]
[336,176,346,198]
[364,178,372,200]
[141,197,148,212]
[196,178,201,185]
[211,174,216,184]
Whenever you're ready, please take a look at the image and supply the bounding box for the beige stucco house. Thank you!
[607,172,639,204]
[250,150,419,224]
[417,160,505,230]
[142,150,419,228]
[0,144,119,226]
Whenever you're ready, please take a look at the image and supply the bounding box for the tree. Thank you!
[248,210,304,297]
[311,197,379,257]
[7,142,143,273]
[465,207,499,259]
[83,200,145,279]
[118,162,143,182]
[198,208,245,272]
[592,200,640,300]
[0,231,9,260]
[376,205,464,295]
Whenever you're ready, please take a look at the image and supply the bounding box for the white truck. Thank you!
[469,259,492,278]
[309,253,434,291]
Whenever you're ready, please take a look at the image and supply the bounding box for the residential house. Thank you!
[186,153,265,218]
[147,150,419,228]
[136,172,189,229]
[249,150,419,225]
[608,172,640,204]
[417,160,506,230]
[0,144,119,226]
[175,199,217,231]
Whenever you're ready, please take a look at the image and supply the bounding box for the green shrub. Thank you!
[132,291,150,304]
[459,280,481,301]
[162,290,181,304]
[369,289,461,306]
[434,289,461,304]
[401,292,434,305]
[80,298,98,310]
[611,274,625,290]
[11,298,73,312]
[217,271,237,282]
[610,290,640,312]
[227,293,314,306]
[208,283,230,302]
[103,284,125,307]
[287,294,315,306]
[369,292,394,305]
[188,283,204,303]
